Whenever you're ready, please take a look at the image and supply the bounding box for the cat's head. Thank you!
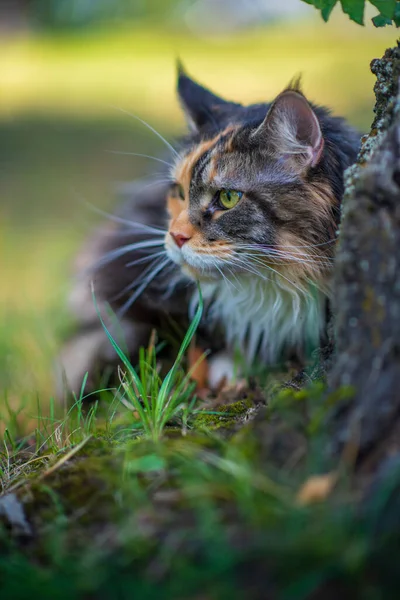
[164,67,341,289]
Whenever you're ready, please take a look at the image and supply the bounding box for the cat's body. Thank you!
[60,68,360,394]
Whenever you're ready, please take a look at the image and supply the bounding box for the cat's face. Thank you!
[165,70,337,287]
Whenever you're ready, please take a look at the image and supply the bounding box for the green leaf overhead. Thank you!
[321,0,338,21]
[369,0,396,19]
[340,0,365,24]
[301,0,399,26]
[372,14,393,25]
[394,2,400,25]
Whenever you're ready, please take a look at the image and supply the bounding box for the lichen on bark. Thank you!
[328,42,400,460]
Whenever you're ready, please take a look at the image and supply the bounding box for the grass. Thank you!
[1,361,400,599]
[0,279,206,489]
[93,284,206,441]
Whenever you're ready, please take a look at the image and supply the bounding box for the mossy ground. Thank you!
[2,381,400,600]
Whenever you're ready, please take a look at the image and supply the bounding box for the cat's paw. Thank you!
[208,351,236,391]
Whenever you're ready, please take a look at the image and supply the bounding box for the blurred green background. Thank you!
[0,0,395,429]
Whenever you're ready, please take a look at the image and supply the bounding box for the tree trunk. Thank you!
[328,43,400,462]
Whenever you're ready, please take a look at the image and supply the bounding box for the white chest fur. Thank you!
[193,274,326,364]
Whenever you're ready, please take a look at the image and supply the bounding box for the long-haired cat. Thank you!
[60,66,360,394]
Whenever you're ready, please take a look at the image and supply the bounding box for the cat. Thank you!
[59,65,360,395]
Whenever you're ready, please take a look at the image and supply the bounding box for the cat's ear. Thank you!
[177,62,234,133]
[254,88,324,172]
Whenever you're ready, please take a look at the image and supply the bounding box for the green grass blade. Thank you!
[91,284,146,399]
[156,287,203,418]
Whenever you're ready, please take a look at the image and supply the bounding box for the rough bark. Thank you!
[328,43,400,460]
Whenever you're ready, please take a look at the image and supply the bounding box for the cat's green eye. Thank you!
[219,189,243,209]
[176,183,185,200]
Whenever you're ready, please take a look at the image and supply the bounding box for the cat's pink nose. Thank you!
[170,231,191,248]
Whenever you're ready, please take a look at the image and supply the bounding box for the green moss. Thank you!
[270,381,324,410]
[18,437,123,546]
[192,398,254,431]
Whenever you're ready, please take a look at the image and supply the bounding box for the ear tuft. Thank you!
[286,74,303,94]
[254,88,324,172]
[176,57,186,78]
[176,66,236,133]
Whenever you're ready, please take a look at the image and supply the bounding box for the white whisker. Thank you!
[223,263,244,291]
[214,262,240,293]
[242,239,336,251]
[114,253,173,301]
[160,269,186,301]
[112,257,162,301]
[90,239,165,272]
[110,106,180,160]
[106,150,174,169]
[235,245,334,268]
[251,251,332,271]
[230,255,273,282]
[260,264,305,295]
[80,199,167,236]
[283,240,337,249]
[118,257,172,315]
[130,178,173,194]
[125,250,166,268]
[228,253,305,295]
[261,248,334,264]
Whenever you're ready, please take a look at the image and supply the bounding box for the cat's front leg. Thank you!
[56,319,151,400]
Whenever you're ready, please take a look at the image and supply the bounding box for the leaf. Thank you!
[321,0,338,21]
[300,0,337,20]
[340,0,365,24]
[372,14,393,25]
[394,2,400,26]
[296,472,338,505]
[369,0,396,19]
[301,0,397,24]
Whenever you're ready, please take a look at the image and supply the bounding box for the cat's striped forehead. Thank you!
[173,125,238,200]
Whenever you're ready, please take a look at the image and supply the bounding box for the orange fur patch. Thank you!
[175,135,220,195]
[211,209,225,221]
[168,136,220,244]
[188,341,209,390]
[207,157,218,184]
[223,126,238,154]
[176,125,238,190]
[207,126,238,184]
